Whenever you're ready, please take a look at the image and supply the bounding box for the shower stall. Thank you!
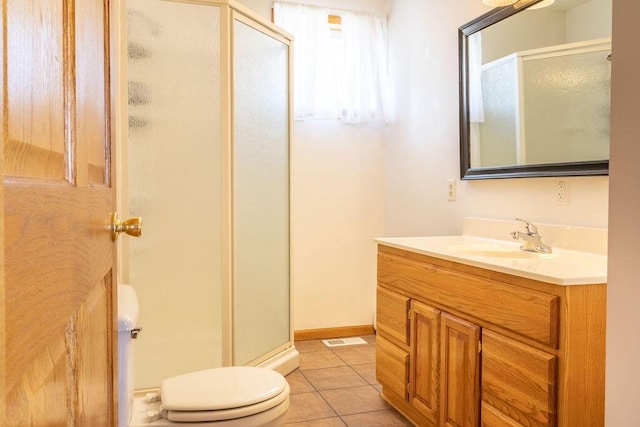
[474,38,611,168]
[119,0,296,389]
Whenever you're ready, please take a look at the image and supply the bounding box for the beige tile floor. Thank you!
[285,335,412,426]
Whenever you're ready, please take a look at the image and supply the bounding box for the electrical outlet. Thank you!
[448,179,456,201]
[556,180,569,205]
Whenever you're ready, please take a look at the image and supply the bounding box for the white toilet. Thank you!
[118,284,290,427]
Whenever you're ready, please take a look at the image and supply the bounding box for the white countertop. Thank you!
[375,235,607,286]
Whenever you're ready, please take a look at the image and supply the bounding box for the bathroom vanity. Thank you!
[375,229,606,427]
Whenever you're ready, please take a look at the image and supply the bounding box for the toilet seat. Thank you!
[160,367,289,423]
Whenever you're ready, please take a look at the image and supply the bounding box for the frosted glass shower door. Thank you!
[522,47,611,165]
[233,17,291,365]
[479,56,519,167]
[127,0,223,388]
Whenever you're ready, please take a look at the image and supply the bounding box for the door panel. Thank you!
[5,0,66,179]
[6,327,70,425]
[410,301,440,423]
[75,0,109,185]
[440,313,480,427]
[77,278,111,425]
[126,0,224,387]
[5,186,112,384]
[2,0,115,424]
[4,183,114,423]
[233,16,291,365]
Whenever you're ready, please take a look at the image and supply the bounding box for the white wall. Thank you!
[385,0,609,239]
[482,8,567,63]
[566,0,612,42]
[292,121,385,330]
[237,0,388,331]
[480,0,612,63]
[236,0,390,19]
[460,177,608,227]
[383,0,477,238]
[236,0,272,18]
[606,0,640,422]
[272,0,389,15]
[239,0,609,333]
[240,0,640,422]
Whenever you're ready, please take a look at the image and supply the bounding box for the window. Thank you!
[273,1,390,124]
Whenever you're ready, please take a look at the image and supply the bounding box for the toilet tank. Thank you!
[118,284,140,427]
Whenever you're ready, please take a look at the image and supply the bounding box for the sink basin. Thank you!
[375,232,607,285]
[446,242,558,259]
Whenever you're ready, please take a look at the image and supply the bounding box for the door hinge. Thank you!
[478,340,482,353]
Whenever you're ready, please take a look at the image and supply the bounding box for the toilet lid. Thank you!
[165,383,289,422]
[160,366,288,412]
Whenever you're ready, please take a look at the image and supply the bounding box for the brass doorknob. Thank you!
[111,213,143,241]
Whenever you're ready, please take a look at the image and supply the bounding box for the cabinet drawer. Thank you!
[377,287,410,347]
[481,330,557,427]
[481,403,522,427]
[376,335,409,400]
[378,252,559,347]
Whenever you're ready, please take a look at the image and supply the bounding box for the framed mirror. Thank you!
[459,0,612,179]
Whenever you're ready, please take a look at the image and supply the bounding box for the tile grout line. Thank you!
[288,337,404,426]
[323,341,378,424]
[296,369,343,424]
[331,342,377,386]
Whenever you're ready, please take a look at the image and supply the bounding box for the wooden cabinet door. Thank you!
[410,300,440,424]
[440,313,480,427]
[2,0,116,424]
[481,330,557,427]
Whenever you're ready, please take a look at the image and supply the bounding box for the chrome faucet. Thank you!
[510,218,552,254]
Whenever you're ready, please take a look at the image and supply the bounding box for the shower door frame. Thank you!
[116,0,297,381]
[223,4,296,369]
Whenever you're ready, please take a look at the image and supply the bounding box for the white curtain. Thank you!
[274,1,390,124]
[273,2,332,119]
[340,12,390,123]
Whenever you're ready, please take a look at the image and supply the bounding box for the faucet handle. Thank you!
[515,218,538,235]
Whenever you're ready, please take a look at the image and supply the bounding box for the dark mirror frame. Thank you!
[458,2,610,180]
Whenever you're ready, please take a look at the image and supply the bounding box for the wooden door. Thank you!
[410,301,440,424]
[2,0,116,425]
[440,313,480,427]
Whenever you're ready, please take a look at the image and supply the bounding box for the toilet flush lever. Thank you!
[111,213,143,241]
[131,328,142,339]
